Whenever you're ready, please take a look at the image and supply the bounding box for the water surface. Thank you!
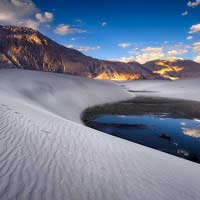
[83,97,200,163]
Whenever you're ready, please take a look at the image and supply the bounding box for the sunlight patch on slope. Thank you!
[7,33,43,45]
[94,71,141,81]
[153,61,183,80]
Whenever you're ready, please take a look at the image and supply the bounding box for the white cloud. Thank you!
[0,0,53,30]
[66,45,75,49]
[55,24,86,35]
[118,47,165,63]
[192,42,200,63]
[181,11,188,16]
[118,56,135,63]
[194,56,200,63]
[189,24,200,34]
[187,35,193,40]
[66,45,100,52]
[101,22,107,27]
[35,12,53,23]
[0,13,15,22]
[187,0,200,7]
[117,44,190,64]
[166,49,188,57]
[193,42,200,53]
[0,0,36,24]
[134,47,165,63]
[118,43,131,48]
[19,19,40,30]
[143,47,163,53]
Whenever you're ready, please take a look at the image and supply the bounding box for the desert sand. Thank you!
[0,69,200,200]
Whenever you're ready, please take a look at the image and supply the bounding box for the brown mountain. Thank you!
[0,25,158,80]
[143,59,200,80]
[0,25,200,80]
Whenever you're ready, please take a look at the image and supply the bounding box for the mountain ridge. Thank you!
[0,25,200,80]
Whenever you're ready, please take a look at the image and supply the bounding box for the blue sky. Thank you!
[0,0,200,63]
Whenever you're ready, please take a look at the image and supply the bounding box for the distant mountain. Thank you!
[143,59,200,80]
[0,25,200,80]
[0,25,158,80]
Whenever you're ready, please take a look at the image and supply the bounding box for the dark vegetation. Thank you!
[82,96,200,125]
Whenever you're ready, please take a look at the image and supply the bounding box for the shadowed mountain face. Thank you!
[0,25,200,80]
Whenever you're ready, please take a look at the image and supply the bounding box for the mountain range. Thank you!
[0,25,200,80]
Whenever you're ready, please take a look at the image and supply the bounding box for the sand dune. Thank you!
[0,69,200,200]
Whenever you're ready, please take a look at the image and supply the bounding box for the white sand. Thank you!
[121,78,200,101]
[0,69,200,200]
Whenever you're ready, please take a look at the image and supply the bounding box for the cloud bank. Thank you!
[0,0,53,30]
[118,44,189,64]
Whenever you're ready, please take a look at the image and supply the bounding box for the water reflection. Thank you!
[91,114,200,163]
[82,97,200,163]
[183,125,200,138]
